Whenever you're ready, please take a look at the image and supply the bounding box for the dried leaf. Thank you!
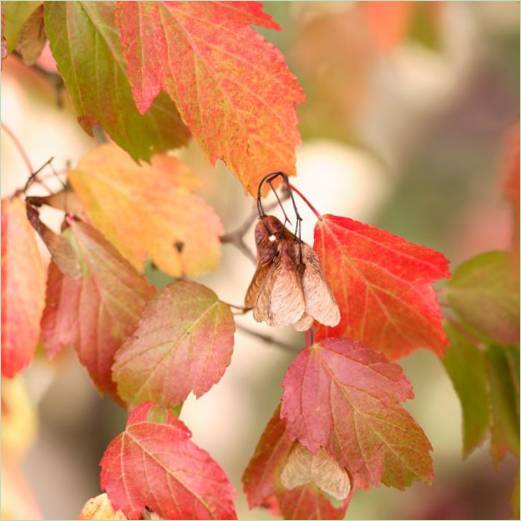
[113,280,235,408]
[1,197,46,377]
[115,1,304,195]
[79,493,126,520]
[242,408,351,520]
[281,338,433,489]
[247,216,338,329]
[69,143,223,277]
[314,214,449,359]
[100,402,237,520]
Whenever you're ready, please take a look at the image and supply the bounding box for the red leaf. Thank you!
[41,220,154,396]
[100,402,237,520]
[115,1,304,196]
[113,280,235,408]
[243,408,351,520]
[281,338,433,489]
[1,197,46,377]
[314,214,449,359]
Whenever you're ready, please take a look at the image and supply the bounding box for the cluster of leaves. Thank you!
[2,2,518,520]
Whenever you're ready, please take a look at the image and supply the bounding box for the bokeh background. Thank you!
[1,2,519,519]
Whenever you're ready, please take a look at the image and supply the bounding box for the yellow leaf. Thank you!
[79,493,126,520]
[69,144,223,277]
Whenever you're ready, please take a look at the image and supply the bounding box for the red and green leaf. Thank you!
[314,214,450,359]
[68,143,223,277]
[1,197,46,378]
[100,402,237,520]
[44,1,189,161]
[115,1,304,195]
[41,220,155,396]
[281,338,433,489]
[113,280,235,408]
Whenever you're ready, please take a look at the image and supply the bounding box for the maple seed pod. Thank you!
[245,215,340,330]
[280,443,351,501]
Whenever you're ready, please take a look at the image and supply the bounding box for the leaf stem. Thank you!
[288,183,322,219]
[236,323,301,353]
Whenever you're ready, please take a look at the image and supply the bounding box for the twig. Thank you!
[236,323,301,353]
[1,122,34,173]
[220,187,290,264]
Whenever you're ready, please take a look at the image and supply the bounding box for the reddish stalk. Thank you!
[288,182,322,219]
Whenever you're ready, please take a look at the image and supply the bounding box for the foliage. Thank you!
[1,2,518,520]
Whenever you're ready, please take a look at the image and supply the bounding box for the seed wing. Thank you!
[300,243,340,327]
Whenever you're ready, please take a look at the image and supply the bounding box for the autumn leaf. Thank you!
[40,219,155,396]
[447,251,520,346]
[68,143,223,277]
[242,408,351,520]
[113,280,235,408]
[1,197,46,378]
[313,214,449,359]
[2,1,41,52]
[44,2,190,161]
[485,344,519,461]
[281,338,433,489]
[115,1,304,195]
[100,402,237,520]
[442,322,490,456]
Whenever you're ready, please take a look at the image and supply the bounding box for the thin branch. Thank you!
[220,187,290,264]
[236,323,301,353]
[1,122,34,174]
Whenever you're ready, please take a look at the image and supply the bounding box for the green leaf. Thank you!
[43,1,189,161]
[442,323,490,456]
[485,344,520,460]
[448,251,520,346]
[2,1,41,51]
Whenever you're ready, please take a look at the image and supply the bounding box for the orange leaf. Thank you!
[69,144,223,277]
[115,2,304,195]
[314,214,449,359]
[1,197,46,377]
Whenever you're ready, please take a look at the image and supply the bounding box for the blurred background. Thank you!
[1,2,519,519]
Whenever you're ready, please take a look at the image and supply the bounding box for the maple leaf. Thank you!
[113,280,235,408]
[100,402,237,520]
[44,2,190,161]
[443,323,490,456]
[1,197,46,378]
[115,1,304,196]
[242,408,351,520]
[68,143,223,277]
[40,219,155,396]
[2,1,42,52]
[281,338,433,489]
[313,214,450,359]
